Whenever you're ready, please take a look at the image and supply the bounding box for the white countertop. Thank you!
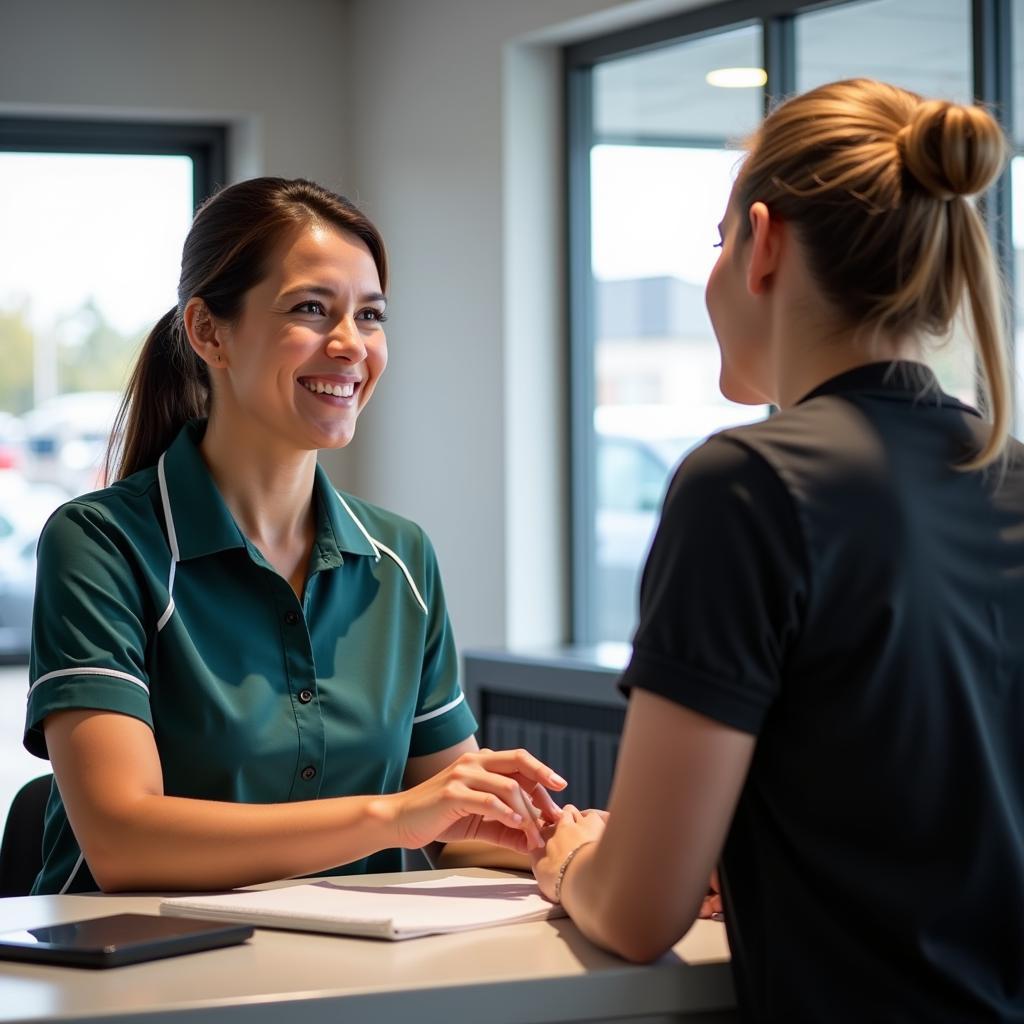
[0,867,735,1024]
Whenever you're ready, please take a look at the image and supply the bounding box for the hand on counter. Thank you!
[698,869,723,921]
[388,748,566,853]
[529,804,608,901]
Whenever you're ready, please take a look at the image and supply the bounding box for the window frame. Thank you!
[0,117,227,213]
[565,0,1014,643]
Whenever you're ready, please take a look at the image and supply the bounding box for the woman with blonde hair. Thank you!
[532,79,1024,1020]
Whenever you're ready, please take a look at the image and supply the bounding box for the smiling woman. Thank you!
[109,180,389,480]
[23,178,565,896]
[185,224,388,462]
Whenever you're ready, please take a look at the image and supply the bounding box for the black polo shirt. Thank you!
[620,362,1024,1022]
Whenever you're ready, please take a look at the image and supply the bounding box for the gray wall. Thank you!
[1,0,705,651]
[0,0,351,183]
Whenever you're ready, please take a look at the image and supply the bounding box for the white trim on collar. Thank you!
[154,462,429,620]
[334,492,429,616]
[156,453,180,632]
[333,491,382,561]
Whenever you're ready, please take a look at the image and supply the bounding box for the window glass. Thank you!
[0,150,193,832]
[1013,7,1024,436]
[797,0,970,99]
[797,0,976,403]
[597,436,670,513]
[587,24,768,643]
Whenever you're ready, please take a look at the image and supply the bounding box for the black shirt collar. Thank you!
[796,360,978,415]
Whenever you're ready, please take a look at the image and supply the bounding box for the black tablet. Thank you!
[0,913,253,968]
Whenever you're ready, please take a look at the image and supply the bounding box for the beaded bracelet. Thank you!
[553,840,596,903]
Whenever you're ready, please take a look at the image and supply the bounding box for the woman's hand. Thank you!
[387,748,566,853]
[698,870,723,920]
[529,804,608,901]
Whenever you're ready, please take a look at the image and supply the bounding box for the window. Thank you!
[568,0,1016,645]
[0,119,224,833]
[1013,3,1024,433]
[796,0,970,97]
[797,0,978,403]
[570,24,769,644]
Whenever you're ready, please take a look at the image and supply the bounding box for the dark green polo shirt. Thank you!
[25,419,477,894]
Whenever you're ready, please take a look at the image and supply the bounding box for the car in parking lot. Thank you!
[593,403,765,642]
[0,413,25,471]
[0,472,69,659]
[0,534,37,659]
[20,391,121,495]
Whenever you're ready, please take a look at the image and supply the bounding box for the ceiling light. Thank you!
[705,67,768,88]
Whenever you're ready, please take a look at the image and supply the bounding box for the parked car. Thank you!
[20,391,121,495]
[593,403,765,642]
[0,472,68,659]
[0,412,25,471]
[0,534,37,660]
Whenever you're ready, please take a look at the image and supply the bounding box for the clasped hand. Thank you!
[390,748,567,852]
[528,806,722,918]
[529,804,608,900]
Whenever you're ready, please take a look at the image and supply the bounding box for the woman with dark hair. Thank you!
[531,80,1024,1021]
[25,177,565,895]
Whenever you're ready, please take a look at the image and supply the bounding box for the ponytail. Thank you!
[105,307,209,482]
[949,200,1011,471]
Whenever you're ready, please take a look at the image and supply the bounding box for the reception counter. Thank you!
[0,867,736,1023]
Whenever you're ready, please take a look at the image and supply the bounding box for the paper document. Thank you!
[160,875,566,941]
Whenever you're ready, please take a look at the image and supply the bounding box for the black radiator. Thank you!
[464,648,628,811]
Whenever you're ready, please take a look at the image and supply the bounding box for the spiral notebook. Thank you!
[160,874,565,941]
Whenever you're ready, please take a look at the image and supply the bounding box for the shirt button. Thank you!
[300,765,316,781]
[298,688,314,704]
[284,610,300,626]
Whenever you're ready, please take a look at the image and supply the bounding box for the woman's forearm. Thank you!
[86,792,398,892]
[47,711,559,892]
[556,844,615,946]
[433,840,532,872]
[559,842,688,963]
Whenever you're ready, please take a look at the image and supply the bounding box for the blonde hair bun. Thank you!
[897,99,1007,201]
[736,78,1011,468]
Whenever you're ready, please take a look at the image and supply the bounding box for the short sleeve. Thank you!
[619,435,807,735]
[408,531,478,757]
[25,501,153,759]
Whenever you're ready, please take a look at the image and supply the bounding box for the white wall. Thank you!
[344,0,703,651]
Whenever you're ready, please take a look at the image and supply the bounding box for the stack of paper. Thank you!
[161,874,566,941]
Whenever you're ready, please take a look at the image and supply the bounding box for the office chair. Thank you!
[0,774,52,897]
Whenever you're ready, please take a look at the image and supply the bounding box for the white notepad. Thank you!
[160,874,566,941]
